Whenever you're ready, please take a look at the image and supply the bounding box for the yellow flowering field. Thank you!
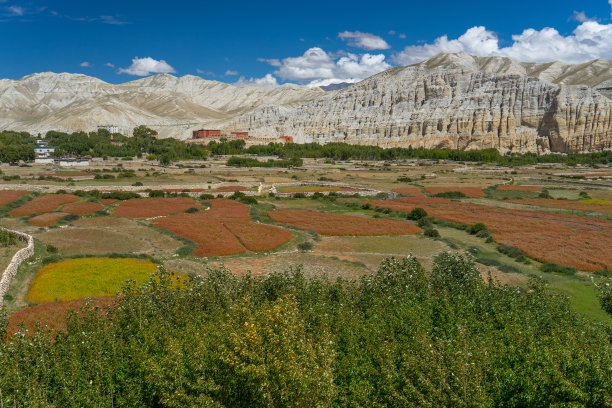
[27,258,158,303]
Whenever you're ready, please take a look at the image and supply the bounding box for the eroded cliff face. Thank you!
[227,56,612,153]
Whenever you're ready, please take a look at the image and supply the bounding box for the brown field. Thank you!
[155,214,246,256]
[224,222,293,251]
[268,210,422,236]
[509,198,612,214]
[280,187,360,193]
[62,202,105,215]
[113,197,199,218]
[497,185,542,192]
[393,187,424,196]
[101,198,118,205]
[0,190,29,207]
[28,212,68,226]
[424,186,485,197]
[153,199,291,256]
[7,297,114,334]
[368,197,612,271]
[8,194,78,216]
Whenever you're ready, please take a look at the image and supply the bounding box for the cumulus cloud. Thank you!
[274,47,390,87]
[338,31,390,50]
[257,57,281,67]
[234,73,278,87]
[105,62,114,68]
[399,33,406,39]
[224,69,238,76]
[117,57,176,76]
[79,61,90,67]
[392,22,612,65]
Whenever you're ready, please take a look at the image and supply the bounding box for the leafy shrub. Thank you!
[361,203,371,210]
[132,182,143,186]
[540,263,577,275]
[539,189,551,199]
[297,241,314,251]
[423,228,440,238]
[292,193,306,198]
[62,214,80,222]
[406,207,427,220]
[199,193,215,200]
[434,191,466,199]
[147,190,165,198]
[101,192,140,200]
[397,176,412,182]
[467,222,488,235]
[239,196,258,205]
[185,207,199,213]
[497,244,526,261]
[229,191,246,200]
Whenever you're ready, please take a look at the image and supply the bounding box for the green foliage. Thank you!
[434,191,467,198]
[579,191,591,199]
[540,262,578,275]
[244,142,612,165]
[397,176,412,182]
[423,228,440,238]
[185,207,200,213]
[497,244,527,262]
[0,229,17,247]
[539,188,552,199]
[297,241,314,251]
[599,281,612,316]
[406,207,427,220]
[0,256,608,406]
[226,156,303,168]
[467,222,488,235]
[101,191,141,200]
[238,196,258,205]
[199,193,215,200]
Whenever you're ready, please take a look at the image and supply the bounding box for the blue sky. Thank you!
[2,0,612,86]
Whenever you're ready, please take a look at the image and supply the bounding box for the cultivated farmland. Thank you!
[8,194,78,216]
[62,201,105,215]
[268,210,422,236]
[28,212,68,226]
[424,186,485,197]
[0,190,28,207]
[113,197,200,218]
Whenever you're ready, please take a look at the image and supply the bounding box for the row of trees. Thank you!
[1,129,610,165]
[1,254,610,406]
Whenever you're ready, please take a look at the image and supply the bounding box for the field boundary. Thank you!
[0,228,34,307]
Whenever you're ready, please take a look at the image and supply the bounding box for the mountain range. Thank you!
[2,52,612,153]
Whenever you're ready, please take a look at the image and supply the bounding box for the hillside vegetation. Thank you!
[1,254,610,407]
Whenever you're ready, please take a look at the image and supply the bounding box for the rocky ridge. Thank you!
[227,52,612,153]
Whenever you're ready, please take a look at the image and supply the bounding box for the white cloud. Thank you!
[224,69,238,76]
[338,31,390,50]
[257,57,281,67]
[392,22,612,65]
[105,62,114,68]
[99,15,128,25]
[7,5,24,16]
[399,33,406,39]
[196,68,215,76]
[274,47,390,86]
[117,57,176,76]
[79,61,90,67]
[570,11,596,23]
[388,30,396,35]
[234,73,278,87]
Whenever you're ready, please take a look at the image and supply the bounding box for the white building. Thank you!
[34,147,55,158]
[57,158,89,167]
[97,125,120,134]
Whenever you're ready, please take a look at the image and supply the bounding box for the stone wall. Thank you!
[0,229,34,307]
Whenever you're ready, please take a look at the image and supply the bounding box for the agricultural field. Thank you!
[26,258,158,302]
[0,155,610,329]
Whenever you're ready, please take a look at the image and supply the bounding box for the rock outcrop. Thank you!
[228,53,612,153]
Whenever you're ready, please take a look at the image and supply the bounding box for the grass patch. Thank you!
[26,258,159,303]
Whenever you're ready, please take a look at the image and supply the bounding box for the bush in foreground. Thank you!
[0,254,610,407]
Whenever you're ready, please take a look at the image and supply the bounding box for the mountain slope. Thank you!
[228,52,612,153]
[0,73,323,139]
